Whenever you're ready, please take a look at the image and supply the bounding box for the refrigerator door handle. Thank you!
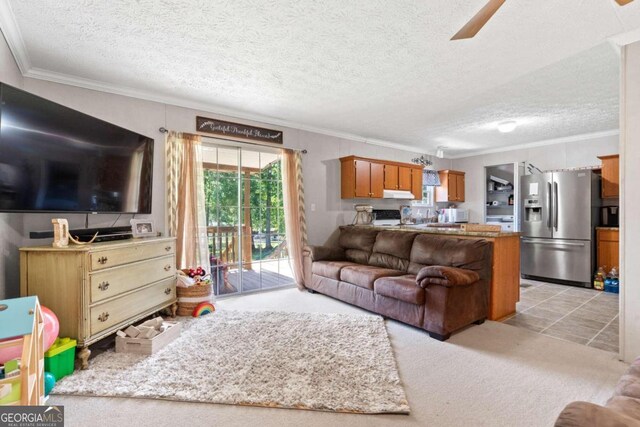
[547,182,552,229]
[522,239,585,247]
[553,181,559,231]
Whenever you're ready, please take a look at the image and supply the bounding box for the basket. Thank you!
[177,270,213,316]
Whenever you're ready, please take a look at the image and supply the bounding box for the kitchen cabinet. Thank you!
[597,228,619,271]
[399,167,412,191]
[436,170,465,202]
[598,155,619,198]
[383,165,413,191]
[383,164,398,190]
[340,156,423,199]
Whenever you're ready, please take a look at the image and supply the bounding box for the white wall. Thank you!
[450,134,619,223]
[620,41,640,363]
[0,33,450,298]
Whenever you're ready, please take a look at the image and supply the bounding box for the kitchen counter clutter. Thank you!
[341,225,520,320]
[348,223,521,238]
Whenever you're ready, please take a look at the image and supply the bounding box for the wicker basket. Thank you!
[176,270,213,316]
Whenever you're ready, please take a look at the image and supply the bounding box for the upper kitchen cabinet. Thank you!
[436,170,465,202]
[598,154,619,199]
[384,165,413,191]
[340,156,422,199]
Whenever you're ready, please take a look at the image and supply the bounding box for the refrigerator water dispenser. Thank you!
[524,199,542,223]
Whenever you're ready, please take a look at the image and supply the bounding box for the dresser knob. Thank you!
[164,265,172,271]
[165,246,172,251]
[98,281,110,291]
[164,288,172,295]
[97,256,108,265]
[98,312,110,322]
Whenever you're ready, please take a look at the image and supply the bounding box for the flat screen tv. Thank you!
[0,83,153,213]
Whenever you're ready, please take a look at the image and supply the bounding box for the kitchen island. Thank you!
[344,224,521,320]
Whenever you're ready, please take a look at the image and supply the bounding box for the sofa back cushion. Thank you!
[369,231,417,271]
[407,235,493,281]
[338,227,379,264]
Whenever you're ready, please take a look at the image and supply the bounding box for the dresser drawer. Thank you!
[90,240,175,271]
[90,255,176,303]
[90,278,176,336]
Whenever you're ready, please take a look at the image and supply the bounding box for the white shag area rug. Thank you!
[53,310,410,414]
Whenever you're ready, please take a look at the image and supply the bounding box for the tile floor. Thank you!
[503,279,619,353]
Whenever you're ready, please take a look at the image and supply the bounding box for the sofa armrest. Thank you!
[303,245,345,262]
[416,265,480,288]
[555,401,640,427]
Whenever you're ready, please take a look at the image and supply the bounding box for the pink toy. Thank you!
[41,306,59,352]
[0,305,59,363]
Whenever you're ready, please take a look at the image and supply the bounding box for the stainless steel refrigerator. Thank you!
[520,171,600,286]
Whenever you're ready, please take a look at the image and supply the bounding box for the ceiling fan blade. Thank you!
[451,0,506,40]
[615,0,634,5]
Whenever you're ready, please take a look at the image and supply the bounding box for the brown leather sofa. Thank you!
[302,226,493,340]
[555,357,640,427]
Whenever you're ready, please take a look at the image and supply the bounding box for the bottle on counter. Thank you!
[604,268,613,293]
[594,267,605,291]
[609,267,619,294]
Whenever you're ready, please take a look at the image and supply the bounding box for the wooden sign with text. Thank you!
[196,116,283,144]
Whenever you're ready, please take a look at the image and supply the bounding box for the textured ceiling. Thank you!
[2,0,640,154]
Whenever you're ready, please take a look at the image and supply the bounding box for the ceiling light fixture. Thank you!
[436,147,445,158]
[497,121,518,133]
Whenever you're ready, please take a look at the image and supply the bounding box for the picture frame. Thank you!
[131,219,156,238]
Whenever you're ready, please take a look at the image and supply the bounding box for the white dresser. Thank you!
[20,237,177,368]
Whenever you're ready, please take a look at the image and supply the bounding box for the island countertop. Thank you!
[341,224,521,239]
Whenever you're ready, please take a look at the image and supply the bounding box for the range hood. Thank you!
[383,189,415,199]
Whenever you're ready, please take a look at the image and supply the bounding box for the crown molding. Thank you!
[22,68,426,155]
[0,0,30,73]
[447,129,620,159]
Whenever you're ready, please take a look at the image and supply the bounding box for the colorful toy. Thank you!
[43,372,56,396]
[192,302,215,317]
[0,304,57,365]
[44,337,77,381]
[41,306,60,352]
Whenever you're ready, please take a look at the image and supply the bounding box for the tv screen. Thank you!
[0,83,153,213]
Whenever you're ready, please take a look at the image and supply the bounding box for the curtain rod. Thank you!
[159,127,307,153]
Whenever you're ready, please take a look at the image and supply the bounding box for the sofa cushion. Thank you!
[407,235,492,277]
[340,265,404,290]
[338,227,379,264]
[606,396,640,421]
[312,261,360,281]
[369,231,417,271]
[374,275,424,305]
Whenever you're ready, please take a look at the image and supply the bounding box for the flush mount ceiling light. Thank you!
[497,121,518,133]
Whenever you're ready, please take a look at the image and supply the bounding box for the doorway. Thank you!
[201,142,294,296]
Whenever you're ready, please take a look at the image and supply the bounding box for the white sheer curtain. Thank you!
[166,131,211,272]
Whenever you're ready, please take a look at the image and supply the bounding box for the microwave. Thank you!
[444,208,469,223]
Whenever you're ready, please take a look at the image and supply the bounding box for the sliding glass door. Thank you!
[202,142,293,296]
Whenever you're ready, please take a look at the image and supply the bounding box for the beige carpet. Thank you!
[50,288,628,427]
[52,310,409,414]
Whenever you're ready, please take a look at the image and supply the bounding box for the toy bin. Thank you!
[44,337,76,380]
